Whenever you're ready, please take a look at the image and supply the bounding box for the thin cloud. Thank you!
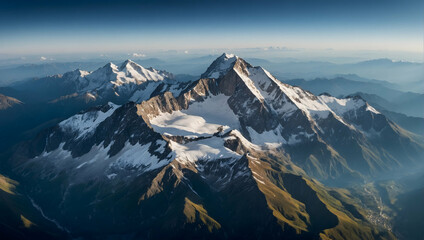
[132,53,146,58]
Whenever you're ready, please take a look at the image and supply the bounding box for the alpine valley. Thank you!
[1,54,423,240]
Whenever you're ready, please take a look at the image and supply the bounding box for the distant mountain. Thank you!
[0,62,107,86]
[287,77,400,100]
[392,93,424,118]
[7,54,421,239]
[349,92,395,111]
[270,59,423,91]
[0,60,190,153]
[334,74,398,88]
[351,92,424,136]
[354,58,420,68]
[286,77,424,118]
[11,60,182,103]
[381,111,424,137]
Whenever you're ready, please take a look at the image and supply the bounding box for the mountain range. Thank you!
[287,78,424,118]
[0,60,192,153]
[2,54,423,239]
[270,59,423,90]
[1,56,422,92]
[285,78,424,137]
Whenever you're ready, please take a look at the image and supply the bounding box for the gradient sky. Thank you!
[0,0,423,61]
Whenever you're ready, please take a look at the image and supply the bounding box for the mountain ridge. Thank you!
[0,94,22,110]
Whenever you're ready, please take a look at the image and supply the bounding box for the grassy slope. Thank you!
[0,174,66,239]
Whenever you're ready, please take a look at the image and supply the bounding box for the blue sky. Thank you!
[0,0,423,61]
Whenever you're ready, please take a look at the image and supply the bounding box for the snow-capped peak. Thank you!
[222,53,236,59]
[59,60,174,94]
[118,59,170,83]
[62,69,91,90]
[63,69,90,81]
[106,62,119,71]
[90,62,118,79]
[120,59,136,67]
[201,53,239,79]
[80,63,119,90]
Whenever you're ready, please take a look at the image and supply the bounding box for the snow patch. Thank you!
[204,53,238,79]
[169,137,240,164]
[247,125,286,148]
[59,103,119,139]
[111,142,167,171]
[366,104,380,114]
[319,95,365,116]
[107,173,117,179]
[150,94,239,137]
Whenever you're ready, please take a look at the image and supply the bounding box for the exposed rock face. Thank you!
[8,53,421,239]
[0,94,22,110]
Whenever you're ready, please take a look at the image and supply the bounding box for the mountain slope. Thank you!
[0,174,66,240]
[348,92,424,136]
[0,94,22,110]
